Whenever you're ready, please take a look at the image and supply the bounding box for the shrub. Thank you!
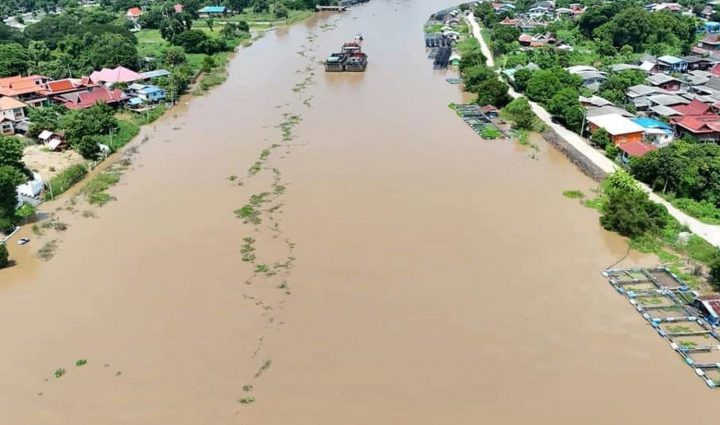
[503,97,536,130]
[600,172,668,238]
[0,243,8,269]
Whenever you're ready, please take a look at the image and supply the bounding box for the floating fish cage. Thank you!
[424,34,455,48]
[603,267,720,389]
[433,46,452,68]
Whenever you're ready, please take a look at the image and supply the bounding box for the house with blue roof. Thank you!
[702,21,720,34]
[632,117,674,146]
[127,84,166,108]
[198,5,228,17]
[656,55,688,73]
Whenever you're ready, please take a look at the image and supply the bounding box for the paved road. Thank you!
[466,13,720,247]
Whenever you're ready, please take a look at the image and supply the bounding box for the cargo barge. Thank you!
[325,41,368,72]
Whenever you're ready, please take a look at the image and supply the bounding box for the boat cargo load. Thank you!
[325,40,368,72]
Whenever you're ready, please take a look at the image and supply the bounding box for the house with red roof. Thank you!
[618,140,657,162]
[672,115,720,141]
[55,87,127,110]
[671,98,714,116]
[0,75,49,107]
[90,66,144,85]
[126,7,142,20]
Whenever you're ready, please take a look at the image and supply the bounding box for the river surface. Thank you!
[1,0,719,423]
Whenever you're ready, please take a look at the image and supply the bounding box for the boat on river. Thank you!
[325,41,368,72]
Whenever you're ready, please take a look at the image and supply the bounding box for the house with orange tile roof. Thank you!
[42,77,98,97]
[0,75,49,107]
[0,97,28,135]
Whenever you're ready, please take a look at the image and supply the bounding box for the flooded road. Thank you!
[1,0,719,423]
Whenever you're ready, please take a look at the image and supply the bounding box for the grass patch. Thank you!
[96,120,140,152]
[670,197,720,225]
[43,164,88,201]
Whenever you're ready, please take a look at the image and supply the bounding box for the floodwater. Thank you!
[1,0,719,423]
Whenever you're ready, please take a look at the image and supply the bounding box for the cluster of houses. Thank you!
[490,0,586,32]
[576,52,720,161]
[125,4,229,30]
[0,66,169,144]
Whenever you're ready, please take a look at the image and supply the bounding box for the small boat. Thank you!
[17,238,29,245]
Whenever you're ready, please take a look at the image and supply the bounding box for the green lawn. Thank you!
[135,29,167,58]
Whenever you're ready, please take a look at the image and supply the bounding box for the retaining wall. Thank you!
[541,126,608,182]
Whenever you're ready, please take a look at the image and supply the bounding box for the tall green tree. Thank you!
[0,43,30,77]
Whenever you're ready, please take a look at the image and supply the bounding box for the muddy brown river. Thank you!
[1,0,719,423]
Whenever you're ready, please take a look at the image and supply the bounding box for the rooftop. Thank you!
[632,117,671,130]
[0,96,27,110]
[90,66,143,84]
[587,113,645,135]
[140,69,171,79]
[672,99,713,115]
[647,94,690,106]
[657,55,685,65]
[646,73,679,86]
[198,5,227,13]
[650,105,684,116]
[618,140,657,158]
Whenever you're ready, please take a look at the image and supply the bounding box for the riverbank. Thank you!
[2,16,312,267]
[2,1,720,423]
[466,12,720,250]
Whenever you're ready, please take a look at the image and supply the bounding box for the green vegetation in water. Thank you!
[273,184,286,195]
[678,340,697,349]
[54,368,66,378]
[259,149,270,161]
[563,190,585,199]
[638,296,664,306]
[75,359,87,367]
[665,325,693,334]
[37,240,59,261]
[254,359,272,378]
[235,204,261,225]
[480,125,502,139]
[242,384,254,392]
[425,22,443,34]
[240,237,256,262]
[83,171,121,206]
[248,161,262,176]
[238,396,256,404]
